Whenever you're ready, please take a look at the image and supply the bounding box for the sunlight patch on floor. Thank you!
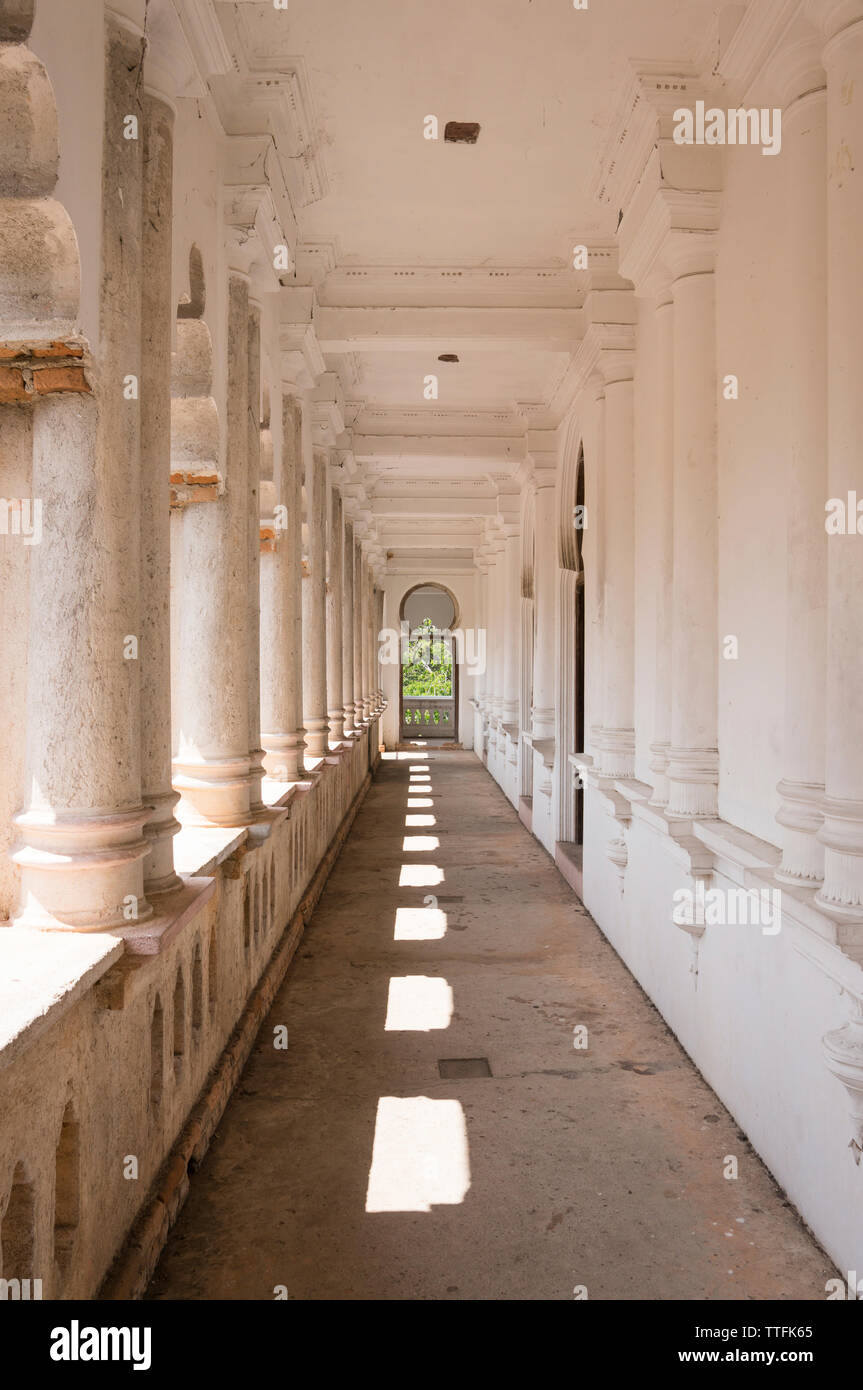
[384,975,453,1031]
[394,905,447,940]
[365,1097,470,1213]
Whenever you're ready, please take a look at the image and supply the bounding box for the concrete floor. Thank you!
[147,751,835,1301]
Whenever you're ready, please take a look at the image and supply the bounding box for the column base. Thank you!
[143,789,182,896]
[775,779,825,886]
[597,726,635,779]
[303,717,330,759]
[816,796,863,920]
[172,752,253,828]
[261,730,306,783]
[666,745,719,818]
[12,805,153,931]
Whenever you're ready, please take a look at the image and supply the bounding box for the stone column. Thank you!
[531,463,558,745]
[362,558,374,719]
[355,536,369,722]
[260,393,306,782]
[501,526,521,735]
[173,274,252,825]
[375,587,386,708]
[816,1,863,914]
[139,90,180,894]
[648,291,675,808]
[327,484,345,743]
[342,516,356,734]
[246,301,267,815]
[15,12,152,928]
[773,47,828,884]
[487,537,504,732]
[598,358,636,778]
[302,446,330,758]
[666,241,719,818]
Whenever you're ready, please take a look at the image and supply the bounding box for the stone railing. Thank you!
[400,695,456,739]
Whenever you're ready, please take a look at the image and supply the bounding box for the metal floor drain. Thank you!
[438,1057,492,1079]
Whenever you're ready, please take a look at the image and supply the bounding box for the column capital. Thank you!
[806,0,863,43]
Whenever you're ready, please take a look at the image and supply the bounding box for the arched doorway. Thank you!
[399,584,459,742]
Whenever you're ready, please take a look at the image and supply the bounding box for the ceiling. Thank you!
[213,0,724,576]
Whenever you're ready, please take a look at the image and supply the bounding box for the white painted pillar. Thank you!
[774,50,828,884]
[302,445,330,759]
[488,537,505,731]
[375,587,385,709]
[139,90,180,894]
[648,291,675,808]
[260,392,305,781]
[666,242,719,818]
[501,526,521,735]
[363,560,374,719]
[173,272,252,826]
[15,13,152,927]
[599,359,636,778]
[246,301,267,815]
[531,467,558,744]
[816,2,863,914]
[353,537,366,724]
[327,484,345,743]
[342,516,356,734]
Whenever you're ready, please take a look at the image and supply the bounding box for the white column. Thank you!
[375,587,385,709]
[353,537,366,724]
[173,273,253,825]
[246,301,267,816]
[531,466,558,744]
[598,358,636,778]
[501,525,521,736]
[15,13,152,927]
[666,241,719,818]
[342,516,356,734]
[327,484,345,743]
[139,89,180,894]
[774,49,828,884]
[260,391,305,781]
[302,446,330,759]
[648,291,675,808]
[816,1,863,915]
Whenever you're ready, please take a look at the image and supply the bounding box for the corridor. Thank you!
[147,753,833,1301]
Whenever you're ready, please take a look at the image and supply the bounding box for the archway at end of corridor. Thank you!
[398,583,459,743]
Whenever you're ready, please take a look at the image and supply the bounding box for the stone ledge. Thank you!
[0,928,123,1071]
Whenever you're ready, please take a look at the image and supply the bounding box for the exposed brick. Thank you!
[33,365,91,395]
[0,366,30,403]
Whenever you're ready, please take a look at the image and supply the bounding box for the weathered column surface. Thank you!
[15,14,152,927]
[173,273,252,825]
[327,485,345,743]
[302,446,330,758]
[342,516,357,735]
[260,392,305,781]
